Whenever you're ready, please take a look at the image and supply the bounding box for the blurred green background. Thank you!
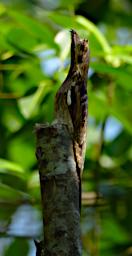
[0,0,132,255]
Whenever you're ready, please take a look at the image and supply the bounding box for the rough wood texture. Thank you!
[35,30,89,256]
[35,123,81,255]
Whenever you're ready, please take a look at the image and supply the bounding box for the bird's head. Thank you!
[70,30,89,77]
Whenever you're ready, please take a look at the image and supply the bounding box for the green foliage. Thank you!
[4,239,29,256]
[0,0,132,255]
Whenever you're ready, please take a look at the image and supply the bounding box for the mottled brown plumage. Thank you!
[55,30,89,200]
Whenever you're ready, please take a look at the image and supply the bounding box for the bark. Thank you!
[35,123,81,256]
[35,30,89,256]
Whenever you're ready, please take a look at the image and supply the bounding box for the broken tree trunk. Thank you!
[35,30,89,256]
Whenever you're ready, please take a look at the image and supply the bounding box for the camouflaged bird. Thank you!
[55,30,89,208]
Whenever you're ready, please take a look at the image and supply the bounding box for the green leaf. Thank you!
[4,239,29,256]
[8,10,56,49]
[106,130,131,157]
[0,159,24,173]
[111,107,132,134]
[0,172,27,192]
[111,87,132,133]
[76,16,111,53]
[101,215,128,243]
[91,62,132,91]
[0,3,6,16]
[89,90,109,119]
[1,105,24,133]
[110,51,132,65]
[6,27,38,53]
[28,172,39,189]
[18,81,50,118]
[112,45,132,55]
[28,172,40,199]
[7,137,35,169]
[0,183,27,201]
[47,12,77,29]
[0,203,17,227]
